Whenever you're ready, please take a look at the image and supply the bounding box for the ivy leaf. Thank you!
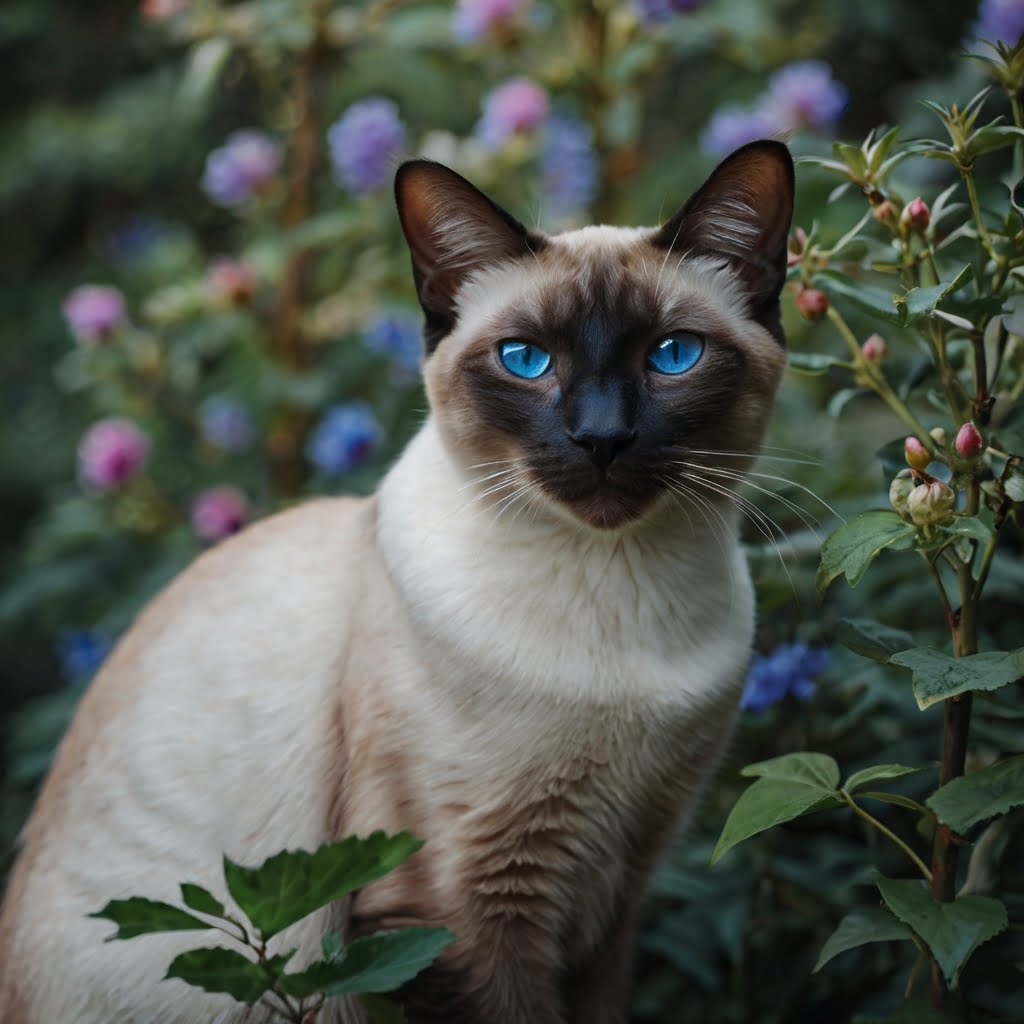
[813,906,911,972]
[835,618,915,663]
[816,511,917,597]
[927,756,1024,833]
[812,271,902,324]
[223,832,424,941]
[712,754,842,864]
[164,947,286,1002]
[888,647,1024,710]
[323,928,456,996]
[180,884,226,919]
[845,764,927,793]
[90,898,211,940]
[875,877,1007,988]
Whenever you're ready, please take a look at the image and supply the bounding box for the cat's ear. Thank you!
[654,140,794,339]
[395,160,545,351]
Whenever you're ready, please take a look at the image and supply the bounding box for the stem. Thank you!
[919,550,955,631]
[842,790,933,882]
[963,166,997,265]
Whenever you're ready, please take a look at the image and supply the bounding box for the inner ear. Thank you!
[395,160,546,351]
[654,140,794,320]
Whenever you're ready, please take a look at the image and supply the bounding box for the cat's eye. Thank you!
[499,340,552,380]
[647,333,704,375]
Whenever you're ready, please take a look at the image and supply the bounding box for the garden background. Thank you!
[1,0,1022,1020]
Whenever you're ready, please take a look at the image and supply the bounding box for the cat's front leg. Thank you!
[564,901,639,1024]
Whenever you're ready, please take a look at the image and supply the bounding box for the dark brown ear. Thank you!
[394,160,546,352]
[654,140,794,343]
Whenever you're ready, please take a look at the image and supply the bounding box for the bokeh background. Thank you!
[2,0,1022,1020]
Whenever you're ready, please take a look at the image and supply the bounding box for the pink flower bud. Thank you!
[871,199,897,225]
[191,485,249,543]
[904,436,931,472]
[861,333,887,361]
[787,227,807,267]
[796,286,828,321]
[889,469,915,520]
[78,418,149,490]
[207,259,256,305]
[954,422,983,459]
[907,480,955,526]
[141,0,189,19]
[900,197,930,234]
[62,285,126,345]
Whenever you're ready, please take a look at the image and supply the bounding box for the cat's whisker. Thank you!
[686,448,822,467]
[464,458,519,472]
[458,466,519,492]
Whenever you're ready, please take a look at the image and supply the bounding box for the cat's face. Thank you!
[396,142,794,531]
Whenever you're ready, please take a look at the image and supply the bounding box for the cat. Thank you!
[0,139,793,1023]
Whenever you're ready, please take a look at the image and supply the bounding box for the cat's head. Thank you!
[395,141,794,531]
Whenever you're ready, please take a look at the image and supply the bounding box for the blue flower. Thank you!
[741,642,829,713]
[201,130,282,207]
[540,114,598,221]
[699,104,774,156]
[307,402,383,474]
[760,60,848,135]
[327,98,407,195]
[971,0,1024,46]
[57,629,112,683]
[632,0,704,25]
[200,396,255,453]
[363,312,423,377]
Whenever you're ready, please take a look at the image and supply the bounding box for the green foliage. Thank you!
[816,510,916,594]
[813,906,910,973]
[927,756,1024,833]
[889,647,1024,710]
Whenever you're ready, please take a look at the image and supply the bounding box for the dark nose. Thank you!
[569,427,637,469]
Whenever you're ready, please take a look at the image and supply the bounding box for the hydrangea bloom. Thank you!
[201,130,282,207]
[307,402,382,474]
[760,60,848,134]
[191,485,249,542]
[327,98,406,195]
[453,0,528,42]
[78,418,150,490]
[741,642,829,712]
[62,285,126,345]
[363,312,423,376]
[699,104,774,156]
[631,0,704,25]
[540,114,599,220]
[200,395,255,453]
[56,629,112,683]
[476,78,550,151]
[972,0,1024,46]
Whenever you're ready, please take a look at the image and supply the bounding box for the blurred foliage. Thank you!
[2,0,1023,1021]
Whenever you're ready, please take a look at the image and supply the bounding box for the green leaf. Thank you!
[816,511,917,596]
[875,877,1008,988]
[223,832,425,941]
[897,265,973,325]
[165,947,283,1002]
[938,514,992,546]
[813,906,911,972]
[322,928,455,996]
[845,764,927,793]
[322,931,344,961]
[180,884,225,919]
[835,618,915,663]
[812,270,902,324]
[889,647,1024,710]
[787,352,847,375]
[90,898,211,940]
[712,754,842,864]
[927,756,1024,833]
[965,124,1024,161]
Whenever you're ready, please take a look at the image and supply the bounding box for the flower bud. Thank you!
[787,227,807,268]
[861,333,887,361]
[796,286,829,321]
[907,480,955,526]
[207,259,256,306]
[904,436,931,472]
[889,469,916,519]
[929,426,947,447]
[954,422,983,459]
[871,199,897,226]
[900,197,930,234]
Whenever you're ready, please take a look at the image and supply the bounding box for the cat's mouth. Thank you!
[538,469,660,530]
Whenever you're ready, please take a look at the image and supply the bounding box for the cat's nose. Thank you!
[569,428,637,469]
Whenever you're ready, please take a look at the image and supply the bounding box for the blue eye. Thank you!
[499,340,552,379]
[647,333,704,375]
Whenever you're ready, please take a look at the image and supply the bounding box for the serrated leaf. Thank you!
[813,906,911,972]
[180,884,225,919]
[927,756,1024,833]
[812,271,902,324]
[165,947,283,1002]
[741,752,841,789]
[875,877,1007,988]
[90,898,211,940]
[224,832,424,941]
[836,618,915,663]
[816,511,917,596]
[889,647,1024,709]
[788,352,846,375]
[845,764,927,793]
[323,928,455,996]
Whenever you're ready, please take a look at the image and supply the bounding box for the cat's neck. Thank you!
[375,418,754,705]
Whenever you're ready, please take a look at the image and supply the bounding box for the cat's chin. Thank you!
[548,486,657,531]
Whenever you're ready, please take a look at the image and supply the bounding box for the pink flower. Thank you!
[453,0,529,42]
[141,0,189,20]
[900,197,930,234]
[476,78,550,150]
[191,485,249,542]
[62,285,126,345]
[78,418,150,490]
[861,334,887,361]
[206,259,256,305]
[955,422,984,459]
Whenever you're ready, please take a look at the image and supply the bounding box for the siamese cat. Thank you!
[0,139,793,1023]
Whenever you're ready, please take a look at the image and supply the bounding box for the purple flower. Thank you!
[740,642,830,713]
[363,312,423,377]
[57,629,112,683]
[200,396,255,453]
[327,98,406,195]
[62,285,126,345]
[307,402,382,474]
[476,78,550,150]
[760,60,848,135]
[78,418,150,490]
[972,0,1024,46]
[453,0,529,42]
[191,485,249,542]
[699,104,774,156]
[631,0,704,25]
[201,130,282,207]
[540,114,599,220]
